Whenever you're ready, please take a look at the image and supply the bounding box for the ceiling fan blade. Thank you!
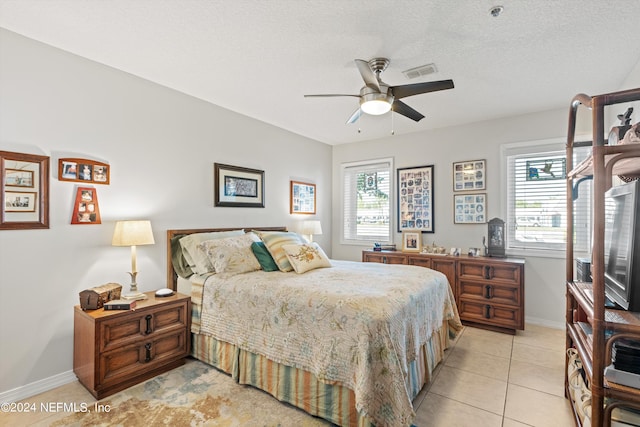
[304,94,360,98]
[346,108,362,124]
[392,100,424,122]
[391,79,454,99]
[354,59,381,92]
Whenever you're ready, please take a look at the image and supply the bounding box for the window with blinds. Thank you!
[505,144,591,253]
[341,158,393,244]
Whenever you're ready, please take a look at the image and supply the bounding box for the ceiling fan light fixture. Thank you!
[360,93,393,115]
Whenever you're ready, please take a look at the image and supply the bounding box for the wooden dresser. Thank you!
[73,291,191,399]
[362,250,525,334]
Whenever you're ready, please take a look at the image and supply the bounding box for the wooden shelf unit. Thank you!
[565,88,640,427]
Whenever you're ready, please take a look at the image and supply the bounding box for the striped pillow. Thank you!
[255,231,305,272]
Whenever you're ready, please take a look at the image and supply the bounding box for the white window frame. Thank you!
[500,138,591,258]
[340,157,394,245]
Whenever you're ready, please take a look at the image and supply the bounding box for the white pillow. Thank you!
[281,242,332,274]
[179,230,244,274]
[198,233,261,274]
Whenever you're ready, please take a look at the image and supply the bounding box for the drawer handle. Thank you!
[145,314,153,335]
[484,285,492,299]
[484,266,494,280]
[382,256,387,264]
[145,343,152,362]
[484,305,491,319]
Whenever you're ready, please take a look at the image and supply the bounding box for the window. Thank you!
[504,141,591,254]
[341,158,393,244]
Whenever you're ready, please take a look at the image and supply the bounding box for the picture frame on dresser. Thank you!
[453,159,485,191]
[397,164,434,233]
[0,150,49,230]
[214,163,265,208]
[401,230,422,252]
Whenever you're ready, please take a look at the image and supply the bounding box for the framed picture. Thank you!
[1,150,49,230]
[454,193,487,224]
[71,187,101,224]
[397,165,434,233]
[402,230,422,252]
[58,158,110,185]
[453,159,486,191]
[214,163,265,207]
[290,181,316,214]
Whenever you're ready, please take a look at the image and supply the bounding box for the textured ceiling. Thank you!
[1,0,640,145]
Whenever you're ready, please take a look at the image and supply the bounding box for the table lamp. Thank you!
[112,220,155,300]
[301,220,322,243]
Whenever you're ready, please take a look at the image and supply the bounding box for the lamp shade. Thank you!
[112,220,155,246]
[301,220,323,236]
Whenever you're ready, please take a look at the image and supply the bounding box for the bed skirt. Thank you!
[191,321,454,427]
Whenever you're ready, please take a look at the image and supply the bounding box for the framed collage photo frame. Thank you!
[214,163,265,207]
[397,165,434,233]
[290,181,316,214]
[454,193,487,224]
[1,150,49,230]
[59,158,110,185]
[453,159,486,191]
[71,187,101,224]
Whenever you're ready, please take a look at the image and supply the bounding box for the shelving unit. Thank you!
[565,88,640,426]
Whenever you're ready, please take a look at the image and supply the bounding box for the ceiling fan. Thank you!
[304,58,454,123]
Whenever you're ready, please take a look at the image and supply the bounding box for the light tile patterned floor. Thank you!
[3,324,573,426]
[413,323,574,427]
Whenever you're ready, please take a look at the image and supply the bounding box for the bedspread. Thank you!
[197,260,461,427]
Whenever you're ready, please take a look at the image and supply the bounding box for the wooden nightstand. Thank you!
[73,291,191,399]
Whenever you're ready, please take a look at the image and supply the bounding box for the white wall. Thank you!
[0,29,332,396]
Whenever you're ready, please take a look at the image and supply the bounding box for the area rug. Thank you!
[52,358,331,426]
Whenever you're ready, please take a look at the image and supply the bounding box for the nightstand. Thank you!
[73,291,191,399]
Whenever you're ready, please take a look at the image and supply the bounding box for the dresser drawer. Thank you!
[363,252,407,264]
[458,280,520,307]
[100,301,189,352]
[458,261,521,285]
[99,328,188,388]
[458,299,523,330]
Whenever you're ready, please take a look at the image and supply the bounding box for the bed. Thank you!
[166,227,462,427]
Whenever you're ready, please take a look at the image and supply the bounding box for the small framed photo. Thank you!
[214,163,264,208]
[467,247,480,257]
[450,247,461,256]
[71,187,101,224]
[454,193,487,224]
[402,230,422,252]
[1,150,49,230]
[58,158,110,185]
[290,181,316,214]
[453,159,485,191]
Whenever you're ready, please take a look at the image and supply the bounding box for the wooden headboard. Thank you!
[166,226,287,291]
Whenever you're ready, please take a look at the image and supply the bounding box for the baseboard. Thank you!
[525,316,564,330]
[0,370,77,403]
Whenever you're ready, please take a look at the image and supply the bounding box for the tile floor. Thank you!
[3,324,574,427]
[413,323,574,426]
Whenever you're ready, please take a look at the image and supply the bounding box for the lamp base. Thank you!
[121,291,147,301]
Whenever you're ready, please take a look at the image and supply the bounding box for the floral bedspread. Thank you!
[197,260,461,427]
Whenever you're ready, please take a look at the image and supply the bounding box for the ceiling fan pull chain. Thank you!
[391,109,395,135]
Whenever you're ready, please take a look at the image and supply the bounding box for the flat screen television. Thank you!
[603,180,640,311]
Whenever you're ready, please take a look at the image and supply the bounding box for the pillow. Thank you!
[282,242,332,274]
[255,231,305,272]
[179,230,245,274]
[251,241,279,272]
[170,234,194,278]
[198,233,261,274]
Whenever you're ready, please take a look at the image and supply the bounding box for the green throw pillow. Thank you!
[251,241,279,272]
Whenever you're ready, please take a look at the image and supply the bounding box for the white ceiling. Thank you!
[1,1,640,145]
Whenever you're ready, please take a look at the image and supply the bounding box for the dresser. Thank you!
[362,250,525,334]
[73,291,191,399]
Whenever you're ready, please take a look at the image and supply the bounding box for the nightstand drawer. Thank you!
[100,301,188,352]
[99,328,188,388]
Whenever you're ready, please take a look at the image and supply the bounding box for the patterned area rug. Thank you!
[52,359,331,426]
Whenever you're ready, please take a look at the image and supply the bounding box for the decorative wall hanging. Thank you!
[525,157,566,181]
[453,159,486,191]
[214,163,265,207]
[397,164,434,233]
[0,150,49,230]
[454,193,486,224]
[71,187,102,224]
[59,158,110,184]
[290,181,316,214]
